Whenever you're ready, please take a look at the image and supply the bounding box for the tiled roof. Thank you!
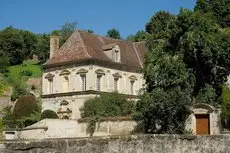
[46,30,147,69]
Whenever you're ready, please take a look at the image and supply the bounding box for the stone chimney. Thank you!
[50,36,59,59]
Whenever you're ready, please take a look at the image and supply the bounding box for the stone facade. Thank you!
[42,65,144,119]
[1,135,230,153]
[42,31,146,119]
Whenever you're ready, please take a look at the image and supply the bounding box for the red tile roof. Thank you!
[46,30,147,69]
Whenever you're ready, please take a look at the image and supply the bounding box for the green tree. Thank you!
[13,95,40,127]
[195,0,230,27]
[134,9,230,134]
[145,11,175,36]
[81,92,134,135]
[0,27,37,65]
[32,33,50,62]
[106,28,121,39]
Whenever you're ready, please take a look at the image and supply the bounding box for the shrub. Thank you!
[132,88,190,134]
[19,70,32,76]
[81,92,135,135]
[13,95,39,119]
[41,110,58,119]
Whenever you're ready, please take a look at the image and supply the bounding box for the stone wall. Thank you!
[0,135,230,153]
[4,118,136,139]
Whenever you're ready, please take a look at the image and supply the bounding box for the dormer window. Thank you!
[103,43,120,62]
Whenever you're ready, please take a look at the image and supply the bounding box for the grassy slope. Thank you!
[7,60,42,82]
[0,60,43,96]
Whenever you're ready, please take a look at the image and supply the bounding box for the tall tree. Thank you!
[195,0,230,27]
[145,11,175,36]
[106,28,121,39]
[133,9,230,134]
[32,34,50,62]
[0,27,37,65]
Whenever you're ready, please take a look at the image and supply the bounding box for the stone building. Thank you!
[42,30,146,120]
[40,30,221,136]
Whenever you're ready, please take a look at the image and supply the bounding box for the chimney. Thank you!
[50,36,59,59]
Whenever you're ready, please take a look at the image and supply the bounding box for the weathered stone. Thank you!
[0,135,230,153]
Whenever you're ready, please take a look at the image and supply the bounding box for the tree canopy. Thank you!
[0,27,37,65]
[133,7,230,133]
[195,0,230,27]
[106,28,121,39]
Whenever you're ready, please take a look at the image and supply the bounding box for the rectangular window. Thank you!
[81,74,86,91]
[48,78,53,94]
[114,78,118,91]
[130,81,134,95]
[96,75,101,91]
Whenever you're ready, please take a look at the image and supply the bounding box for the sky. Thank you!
[0,0,196,38]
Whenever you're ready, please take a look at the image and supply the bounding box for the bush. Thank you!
[81,92,135,135]
[81,92,134,118]
[13,95,39,120]
[0,57,10,73]
[19,70,32,76]
[41,110,58,119]
[132,88,190,134]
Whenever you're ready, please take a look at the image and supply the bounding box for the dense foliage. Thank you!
[2,95,41,128]
[134,3,230,133]
[81,92,134,135]
[0,27,37,65]
[41,110,59,119]
[195,0,230,27]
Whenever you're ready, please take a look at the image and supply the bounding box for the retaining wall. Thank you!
[0,134,230,153]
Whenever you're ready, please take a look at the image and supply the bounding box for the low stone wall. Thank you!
[4,118,136,139]
[1,135,230,153]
